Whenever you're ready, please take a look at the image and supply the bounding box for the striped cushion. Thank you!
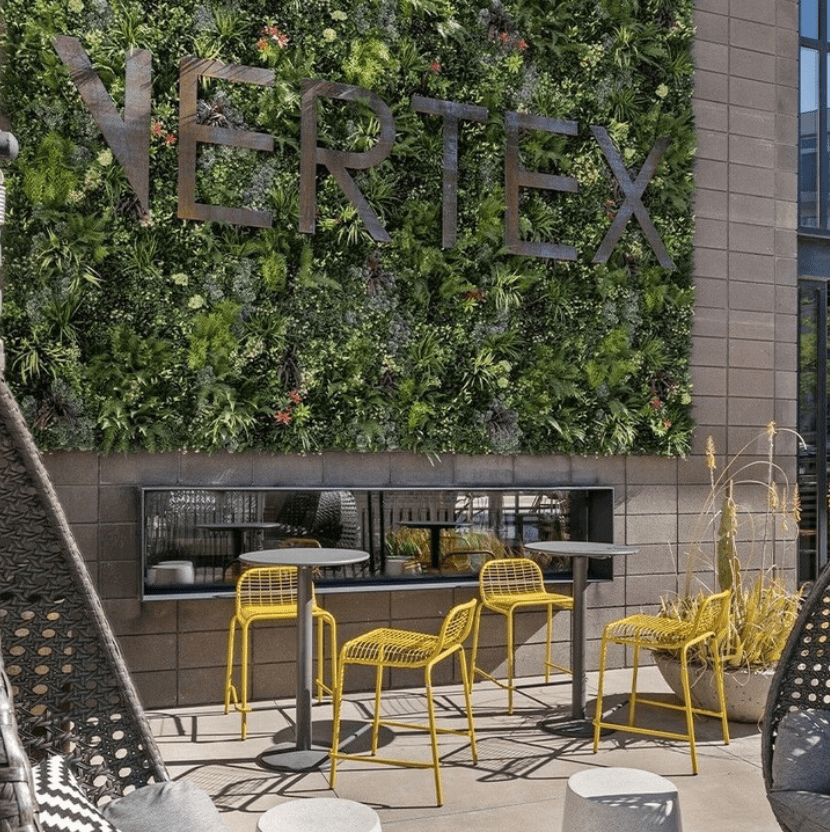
[32,756,119,832]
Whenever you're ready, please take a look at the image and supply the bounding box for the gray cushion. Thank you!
[773,709,830,794]
[100,781,230,832]
[768,790,830,832]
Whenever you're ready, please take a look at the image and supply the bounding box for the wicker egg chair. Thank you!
[0,376,169,805]
[762,559,830,832]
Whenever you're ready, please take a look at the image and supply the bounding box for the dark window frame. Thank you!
[139,485,616,599]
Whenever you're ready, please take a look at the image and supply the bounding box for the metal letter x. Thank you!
[591,126,674,269]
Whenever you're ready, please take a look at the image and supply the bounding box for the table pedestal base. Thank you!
[538,717,615,739]
[256,744,329,772]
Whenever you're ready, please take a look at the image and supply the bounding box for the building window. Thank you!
[801,0,829,229]
[798,281,828,581]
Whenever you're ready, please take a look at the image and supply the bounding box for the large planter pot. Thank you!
[653,653,775,724]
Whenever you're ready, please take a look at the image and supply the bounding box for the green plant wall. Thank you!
[0,0,696,456]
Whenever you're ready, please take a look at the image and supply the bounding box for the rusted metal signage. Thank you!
[54,36,674,268]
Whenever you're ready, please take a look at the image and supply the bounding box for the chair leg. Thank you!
[593,631,610,753]
[629,642,641,726]
[315,616,325,700]
[469,603,484,684]
[424,664,444,807]
[679,644,699,775]
[505,610,515,714]
[225,616,237,715]
[544,604,553,684]
[239,620,252,740]
[313,612,336,700]
[711,638,730,745]
[371,661,384,755]
[458,648,478,764]
[328,615,338,699]
[329,650,347,789]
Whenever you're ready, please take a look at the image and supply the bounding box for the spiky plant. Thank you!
[659,422,803,670]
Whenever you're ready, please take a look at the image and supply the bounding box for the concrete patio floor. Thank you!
[148,666,780,832]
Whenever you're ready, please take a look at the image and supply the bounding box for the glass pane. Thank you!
[140,486,615,596]
[801,48,820,227]
[804,0,819,38]
[798,287,820,581]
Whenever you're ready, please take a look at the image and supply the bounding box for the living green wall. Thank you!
[0,0,696,456]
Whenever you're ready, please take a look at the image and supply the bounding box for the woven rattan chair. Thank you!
[0,647,40,832]
[592,587,731,774]
[762,561,830,831]
[224,564,337,739]
[0,377,168,805]
[469,558,573,714]
[329,597,478,806]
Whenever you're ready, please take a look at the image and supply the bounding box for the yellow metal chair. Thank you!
[224,565,337,739]
[329,597,478,806]
[592,587,731,774]
[470,557,573,713]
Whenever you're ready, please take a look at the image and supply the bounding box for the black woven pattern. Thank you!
[0,656,40,832]
[0,379,168,805]
[762,560,830,831]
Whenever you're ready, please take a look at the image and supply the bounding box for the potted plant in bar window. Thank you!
[384,529,424,576]
[654,422,804,723]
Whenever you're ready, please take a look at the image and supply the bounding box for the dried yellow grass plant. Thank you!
[659,422,803,670]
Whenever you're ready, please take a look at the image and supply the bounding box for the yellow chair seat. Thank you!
[329,597,478,806]
[340,627,441,667]
[471,557,573,713]
[603,613,702,645]
[593,587,731,774]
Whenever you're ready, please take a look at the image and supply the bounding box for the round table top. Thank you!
[239,547,370,568]
[525,540,638,558]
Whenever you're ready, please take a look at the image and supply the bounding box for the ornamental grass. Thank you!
[658,422,803,670]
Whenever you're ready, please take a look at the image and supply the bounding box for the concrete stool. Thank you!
[562,767,683,832]
[257,798,382,832]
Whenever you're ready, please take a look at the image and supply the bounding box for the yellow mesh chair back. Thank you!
[235,564,298,610]
[224,564,337,739]
[329,597,479,806]
[471,557,573,713]
[480,557,547,598]
[592,587,731,773]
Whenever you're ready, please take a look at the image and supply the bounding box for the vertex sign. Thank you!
[55,35,675,269]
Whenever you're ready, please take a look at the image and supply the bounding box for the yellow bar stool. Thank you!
[470,557,573,713]
[592,587,731,774]
[224,565,337,739]
[329,597,479,806]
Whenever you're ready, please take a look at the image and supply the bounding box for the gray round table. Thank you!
[239,547,370,771]
[524,540,638,738]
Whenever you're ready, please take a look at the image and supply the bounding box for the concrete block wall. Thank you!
[31,0,801,710]
[691,0,798,457]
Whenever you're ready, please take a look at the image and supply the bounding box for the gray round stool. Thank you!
[562,767,683,832]
[257,798,382,832]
